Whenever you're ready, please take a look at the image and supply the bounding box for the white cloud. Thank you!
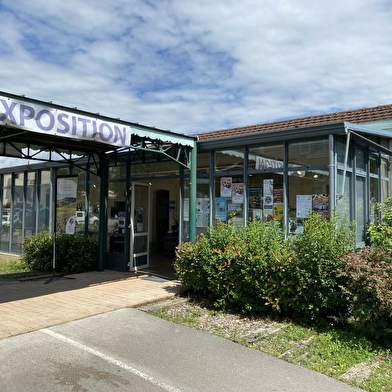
[0,0,391,142]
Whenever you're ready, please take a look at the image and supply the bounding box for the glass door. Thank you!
[130,182,149,271]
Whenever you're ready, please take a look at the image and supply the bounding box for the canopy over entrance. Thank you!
[0,90,196,172]
[0,90,198,269]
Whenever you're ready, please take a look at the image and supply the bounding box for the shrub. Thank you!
[175,220,292,313]
[21,231,98,273]
[175,211,355,323]
[264,211,355,324]
[342,246,392,345]
[174,220,240,298]
[20,230,53,272]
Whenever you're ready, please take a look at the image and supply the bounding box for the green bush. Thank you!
[342,246,392,345]
[175,211,355,325]
[20,230,53,272]
[21,231,98,273]
[264,212,355,324]
[175,219,293,313]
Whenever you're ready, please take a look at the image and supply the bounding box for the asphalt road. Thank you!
[0,308,364,392]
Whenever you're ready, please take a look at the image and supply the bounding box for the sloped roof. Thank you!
[197,104,392,141]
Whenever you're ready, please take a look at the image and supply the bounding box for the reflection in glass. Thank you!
[289,139,329,167]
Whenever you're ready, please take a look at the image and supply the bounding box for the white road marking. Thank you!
[41,328,182,392]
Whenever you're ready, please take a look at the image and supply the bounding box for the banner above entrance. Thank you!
[0,94,132,148]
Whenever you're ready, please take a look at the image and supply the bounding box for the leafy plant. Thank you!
[342,246,392,345]
[21,231,98,273]
[20,230,53,272]
[264,211,355,325]
[175,220,289,312]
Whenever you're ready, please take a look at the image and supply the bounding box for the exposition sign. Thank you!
[0,94,132,148]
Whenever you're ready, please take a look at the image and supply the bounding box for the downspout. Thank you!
[189,140,198,242]
[338,125,351,201]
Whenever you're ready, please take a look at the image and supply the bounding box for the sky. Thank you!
[0,0,391,149]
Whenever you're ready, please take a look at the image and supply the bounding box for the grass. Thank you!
[146,297,392,392]
[0,254,30,274]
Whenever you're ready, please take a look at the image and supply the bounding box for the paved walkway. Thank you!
[0,270,182,340]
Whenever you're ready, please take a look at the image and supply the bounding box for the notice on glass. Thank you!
[296,195,312,218]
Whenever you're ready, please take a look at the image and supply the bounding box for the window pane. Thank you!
[356,146,365,172]
[248,173,283,222]
[289,139,329,167]
[249,144,284,170]
[197,152,210,175]
[39,170,51,230]
[215,149,244,172]
[12,173,24,252]
[1,174,12,252]
[288,169,329,234]
[214,175,244,225]
[336,169,351,222]
[369,154,378,175]
[337,138,351,167]
[356,176,366,245]
[25,172,36,237]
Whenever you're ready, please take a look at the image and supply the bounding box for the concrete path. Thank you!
[0,270,182,340]
[0,270,364,391]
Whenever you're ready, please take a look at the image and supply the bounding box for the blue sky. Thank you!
[0,0,391,139]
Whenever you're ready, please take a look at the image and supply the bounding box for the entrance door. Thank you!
[129,182,149,271]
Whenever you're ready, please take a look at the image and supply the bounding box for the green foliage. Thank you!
[175,211,355,326]
[175,220,289,313]
[20,230,53,272]
[21,231,98,273]
[265,211,355,324]
[368,197,392,250]
[342,246,392,345]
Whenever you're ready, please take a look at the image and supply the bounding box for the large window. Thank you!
[288,170,329,234]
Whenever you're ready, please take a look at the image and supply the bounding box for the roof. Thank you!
[197,104,392,141]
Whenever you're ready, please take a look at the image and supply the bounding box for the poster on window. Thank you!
[249,188,262,209]
[232,183,244,203]
[263,179,274,221]
[263,179,274,196]
[220,177,232,197]
[296,195,312,218]
[312,194,329,218]
[56,176,78,234]
[215,197,227,222]
[273,189,283,203]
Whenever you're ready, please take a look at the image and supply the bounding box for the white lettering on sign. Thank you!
[0,96,132,148]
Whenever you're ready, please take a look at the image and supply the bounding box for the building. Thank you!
[1,90,392,274]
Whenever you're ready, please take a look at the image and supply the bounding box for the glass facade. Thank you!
[197,134,390,245]
[0,126,390,259]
